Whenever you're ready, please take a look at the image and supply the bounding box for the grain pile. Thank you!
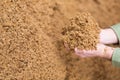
[0,26,66,80]
[0,0,66,80]
[62,12,100,50]
[0,0,120,80]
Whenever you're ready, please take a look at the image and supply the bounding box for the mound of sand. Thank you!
[0,23,66,80]
[1,0,120,80]
[62,12,100,50]
[0,0,66,80]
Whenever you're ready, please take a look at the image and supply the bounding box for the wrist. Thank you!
[104,46,114,60]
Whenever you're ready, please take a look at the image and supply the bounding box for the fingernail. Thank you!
[75,48,78,53]
[74,48,80,54]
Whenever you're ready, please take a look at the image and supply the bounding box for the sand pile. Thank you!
[62,12,100,50]
[0,0,120,80]
[0,26,66,80]
[0,0,66,80]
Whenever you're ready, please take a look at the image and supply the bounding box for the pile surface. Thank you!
[0,0,120,80]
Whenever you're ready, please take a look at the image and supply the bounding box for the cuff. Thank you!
[112,48,120,67]
[111,23,120,44]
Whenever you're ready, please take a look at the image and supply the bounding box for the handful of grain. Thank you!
[62,12,100,50]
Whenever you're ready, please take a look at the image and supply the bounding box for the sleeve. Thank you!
[112,48,120,67]
[111,23,120,67]
[111,23,120,44]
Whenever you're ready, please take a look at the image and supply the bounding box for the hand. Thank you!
[99,29,118,44]
[75,43,114,60]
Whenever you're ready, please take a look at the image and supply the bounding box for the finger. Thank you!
[74,48,90,58]
[84,50,100,57]
[74,48,92,56]
[83,50,97,54]
[75,53,87,58]
[74,48,97,57]
[74,48,83,54]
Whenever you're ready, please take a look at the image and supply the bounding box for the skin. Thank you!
[74,28,118,60]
